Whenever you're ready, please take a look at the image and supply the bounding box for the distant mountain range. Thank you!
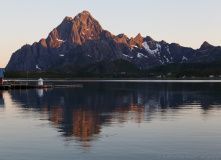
[6,11,221,76]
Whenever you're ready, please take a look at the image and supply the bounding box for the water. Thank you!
[1,82,221,160]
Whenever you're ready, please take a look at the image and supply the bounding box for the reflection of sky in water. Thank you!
[1,83,221,160]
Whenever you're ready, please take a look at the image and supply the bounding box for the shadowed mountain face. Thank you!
[6,11,221,73]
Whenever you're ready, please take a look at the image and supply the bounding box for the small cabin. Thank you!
[0,68,4,85]
[37,78,44,87]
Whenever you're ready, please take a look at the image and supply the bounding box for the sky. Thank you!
[0,0,221,67]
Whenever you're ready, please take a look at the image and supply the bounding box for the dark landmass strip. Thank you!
[5,60,221,79]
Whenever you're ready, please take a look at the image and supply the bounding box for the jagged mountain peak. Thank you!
[73,10,96,22]
[130,33,144,47]
[200,41,214,50]
[144,36,154,42]
[46,10,103,47]
[61,11,92,22]
[62,16,73,22]
[79,10,92,16]
[114,34,130,45]
[134,33,143,41]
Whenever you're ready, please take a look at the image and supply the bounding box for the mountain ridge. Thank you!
[6,11,221,73]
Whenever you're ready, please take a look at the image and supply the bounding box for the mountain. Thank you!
[6,11,221,74]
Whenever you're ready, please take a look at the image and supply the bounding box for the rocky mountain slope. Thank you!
[6,11,221,73]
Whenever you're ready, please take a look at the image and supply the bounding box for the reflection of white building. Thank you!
[37,89,44,98]
[137,93,143,105]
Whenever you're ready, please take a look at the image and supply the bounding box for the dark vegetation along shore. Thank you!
[5,60,221,79]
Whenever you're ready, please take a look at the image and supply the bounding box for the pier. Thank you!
[0,69,83,90]
[0,69,53,90]
[0,80,83,90]
[0,83,53,90]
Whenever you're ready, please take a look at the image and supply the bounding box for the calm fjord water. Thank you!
[0,82,221,160]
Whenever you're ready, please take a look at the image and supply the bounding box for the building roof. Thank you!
[0,68,4,78]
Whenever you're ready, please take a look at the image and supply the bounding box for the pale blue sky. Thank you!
[0,0,221,67]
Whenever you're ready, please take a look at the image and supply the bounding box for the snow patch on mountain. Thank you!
[159,60,164,64]
[166,46,171,55]
[164,56,170,63]
[156,44,161,50]
[122,54,133,59]
[137,53,148,58]
[56,38,65,43]
[142,42,161,55]
[36,65,41,70]
[182,56,188,62]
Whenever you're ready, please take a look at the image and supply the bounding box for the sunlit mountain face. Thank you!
[2,83,221,148]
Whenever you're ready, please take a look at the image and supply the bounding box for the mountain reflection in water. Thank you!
[3,82,221,148]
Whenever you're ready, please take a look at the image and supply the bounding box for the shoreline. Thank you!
[4,78,221,83]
